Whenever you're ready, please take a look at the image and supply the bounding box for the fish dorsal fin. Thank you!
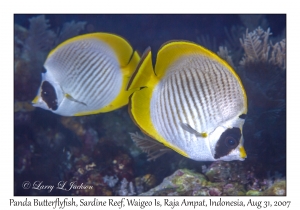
[90,33,137,68]
[155,40,223,78]
[48,33,136,68]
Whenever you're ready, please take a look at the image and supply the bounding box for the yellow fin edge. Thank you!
[48,32,136,67]
[127,47,158,91]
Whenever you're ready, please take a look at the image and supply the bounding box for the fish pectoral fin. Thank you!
[180,122,207,138]
[65,93,87,106]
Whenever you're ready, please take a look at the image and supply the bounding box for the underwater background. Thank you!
[14,14,286,196]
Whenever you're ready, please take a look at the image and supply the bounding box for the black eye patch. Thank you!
[214,127,241,159]
[41,81,58,110]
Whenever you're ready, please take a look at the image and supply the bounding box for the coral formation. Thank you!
[141,169,221,196]
[239,27,286,69]
[237,28,286,175]
[103,175,119,188]
[142,168,286,196]
[116,178,136,196]
[14,101,36,112]
[60,117,86,138]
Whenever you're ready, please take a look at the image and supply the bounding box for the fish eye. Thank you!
[41,81,58,110]
[214,127,242,159]
[225,136,238,148]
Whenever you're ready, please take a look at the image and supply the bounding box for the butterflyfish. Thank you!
[32,33,140,116]
[127,41,247,161]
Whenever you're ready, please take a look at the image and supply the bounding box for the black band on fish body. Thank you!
[41,67,47,73]
[41,81,58,110]
[214,127,241,159]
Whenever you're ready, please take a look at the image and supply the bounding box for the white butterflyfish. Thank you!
[32,33,140,116]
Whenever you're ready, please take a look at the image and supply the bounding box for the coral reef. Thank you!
[116,178,136,196]
[69,163,113,196]
[142,168,286,196]
[114,173,157,195]
[14,101,35,112]
[129,132,171,161]
[239,27,286,69]
[103,175,119,188]
[141,169,222,196]
[203,160,286,193]
[246,180,286,196]
[60,117,87,141]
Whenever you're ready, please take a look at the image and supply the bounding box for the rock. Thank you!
[140,169,223,196]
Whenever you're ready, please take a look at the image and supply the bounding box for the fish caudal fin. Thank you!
[127,47,163,142]
[127,47,158,91]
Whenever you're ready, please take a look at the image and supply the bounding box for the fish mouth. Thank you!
[31,95,39,105]
[239,145,247,159]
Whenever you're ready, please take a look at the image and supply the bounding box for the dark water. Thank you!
[14,14,286,196]
[14,14,285,56]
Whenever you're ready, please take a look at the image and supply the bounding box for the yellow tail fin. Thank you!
[127,47,158,91]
